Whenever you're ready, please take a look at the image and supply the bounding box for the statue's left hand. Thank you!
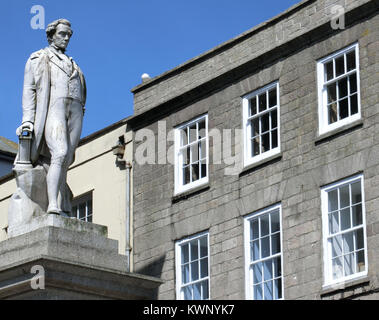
[16,121,34,136]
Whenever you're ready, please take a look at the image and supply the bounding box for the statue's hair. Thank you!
[46,19,73,44]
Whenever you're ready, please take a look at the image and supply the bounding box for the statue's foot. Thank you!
[47,205,61,215]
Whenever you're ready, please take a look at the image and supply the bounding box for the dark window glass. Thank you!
[325,61,334,81]
[338,78,348,98]
[250,97,257,115]
[346,51,356,71]
[269,88,277,108]
[259,93,267,112]
[339,98,349,119]
[335,56,345,76]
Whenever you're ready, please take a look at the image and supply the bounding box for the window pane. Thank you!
[325,61,334,81]
[180,129,188,146]
[182,264,190,284]
[271,233,281,255]
[331,235,342,257]
[340,185,350,208]
[269,88,277,108]
[328,103,337,124]
[271,211,280,233]
[271,129,278,149]
[343,231,354,254]
[332,257,343,279]
[335,55,345,76]
[260,215,270,236]
[351,181,361,204]
[273,257,281,277]
[198,120,206,139]
[252,240,260,261]
[202,281,209,300]
[251,118,259,137]
[263,259,273,281]
[352,204,362,226]
[199,236,207,258]
[346,50,356,71]
[327,83,337,103]
[338,78,348,98]
[200,140,206,159]
[191,143,199,163]
[344,253,354,276]
[87,200,92,215]
[328,190,338,212]
[350,94,358,115]
[182,244,189,263]
[251,219,259,240]
[79,203,86,219]
[258,93,267,112]
[183,166,190,185]
[250,96,257,116]
[189,124,197,143]
[274,279,282,299]
[253,262,262,284]
[329,211,339,234]
[271,109,277,129]
[183,286,192,300]
[252,137,260,156]
[356,250,365,272]
[349,73,357,93]
[191,261,199,281]
[193,283,201,300]
[261,133,270,153]
[261,236,270,258]
[200,160,207,179]
[339,98,349,119]
[200,258,208,278]
[261,113,270,133]
[254,284,263,300]
[264,281,273,300]
[191,163,199,182]
[340,208,351,231]
[355,228,364,250]
[190,240,198,261]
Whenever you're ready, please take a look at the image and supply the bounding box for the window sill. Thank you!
[240,152,282,177]
[172,182,210,203]
[320,275,370,298]
[315,119,363,145]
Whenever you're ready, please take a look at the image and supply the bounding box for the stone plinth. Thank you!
[0,214,162,299]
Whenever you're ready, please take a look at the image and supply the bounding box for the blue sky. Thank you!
[0,0,300,142]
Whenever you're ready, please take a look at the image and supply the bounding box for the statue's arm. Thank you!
[21,58,36,125]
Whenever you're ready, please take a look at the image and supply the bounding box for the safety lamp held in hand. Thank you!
[16,129,33,169]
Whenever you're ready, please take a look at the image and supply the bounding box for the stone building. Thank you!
[128,0,379,299]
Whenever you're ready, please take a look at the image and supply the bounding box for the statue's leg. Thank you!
[44,98,69,214]
[59,99,83,214]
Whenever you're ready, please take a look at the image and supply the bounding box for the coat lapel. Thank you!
[46,47,72,77]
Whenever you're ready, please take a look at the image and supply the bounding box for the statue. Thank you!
[12,18,86,218]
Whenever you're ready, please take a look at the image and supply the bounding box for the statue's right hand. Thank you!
[16,122,34,136]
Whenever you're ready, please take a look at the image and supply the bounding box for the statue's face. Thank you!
[52,24,72,50]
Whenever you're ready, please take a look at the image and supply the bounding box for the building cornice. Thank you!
[127,1,378,130]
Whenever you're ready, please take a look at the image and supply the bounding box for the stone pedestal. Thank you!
[0,214,162,299]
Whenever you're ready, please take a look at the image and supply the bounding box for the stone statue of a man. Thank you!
[15,18,86,215]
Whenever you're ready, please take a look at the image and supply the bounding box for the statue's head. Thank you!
[46,19,73,51]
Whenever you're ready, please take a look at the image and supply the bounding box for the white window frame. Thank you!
[71,191,93,222]
[175,231,210,300]
[242,81,280,168]
[174,114,209,195]
[317,43,361,135]
[321,174,368,287]
[244,203,284,300]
